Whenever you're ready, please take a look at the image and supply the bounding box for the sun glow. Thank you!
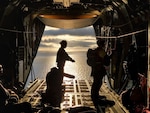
[28,26,95,85]
[40,26,97,53]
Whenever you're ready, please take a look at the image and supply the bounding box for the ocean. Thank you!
[25,26,97,87]
[26,51,92,87]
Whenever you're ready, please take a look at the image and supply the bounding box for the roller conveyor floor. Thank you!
[20,79,130,113]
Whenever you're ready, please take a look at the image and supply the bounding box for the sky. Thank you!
[26,25,97,85]
[37,26,97,56]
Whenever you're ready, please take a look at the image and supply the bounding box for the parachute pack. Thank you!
[87,48,110,67]
[86,48,96,66]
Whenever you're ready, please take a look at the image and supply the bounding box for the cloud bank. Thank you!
[43,26,96,36]
[38,26,97,55]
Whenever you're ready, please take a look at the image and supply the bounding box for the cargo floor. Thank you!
[20,79,129,113]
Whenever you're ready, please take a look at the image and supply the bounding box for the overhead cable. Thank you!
[0,27,35,34]
[96,29,146,39]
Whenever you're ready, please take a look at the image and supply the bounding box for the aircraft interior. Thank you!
[0,0,149,112]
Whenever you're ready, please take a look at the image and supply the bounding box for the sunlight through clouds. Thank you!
[38,26,97,54]
[28,26,96,83]
[44,26,59,31]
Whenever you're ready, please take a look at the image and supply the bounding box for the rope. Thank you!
[96,29,146,39]
[0,27,35,34]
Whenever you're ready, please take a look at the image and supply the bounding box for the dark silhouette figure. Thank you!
[45,67,63,107]
[56,40,75,83]
[0,64,4,84]
[0,83,32,113]
[0,65,32,113]
[126,44,138,82]
[121,73,147,113]
[87,39,114,111]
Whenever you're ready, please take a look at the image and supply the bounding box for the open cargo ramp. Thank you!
[20,79,129,113]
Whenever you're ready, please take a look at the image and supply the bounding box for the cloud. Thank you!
[68,39,96,47]
[36,50,57,57]
[41,35,96,48]
[44,26,60,31]
[38,26,97,54]
[43,26,96,36]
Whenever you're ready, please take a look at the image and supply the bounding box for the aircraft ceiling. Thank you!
[0,0,149,30]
